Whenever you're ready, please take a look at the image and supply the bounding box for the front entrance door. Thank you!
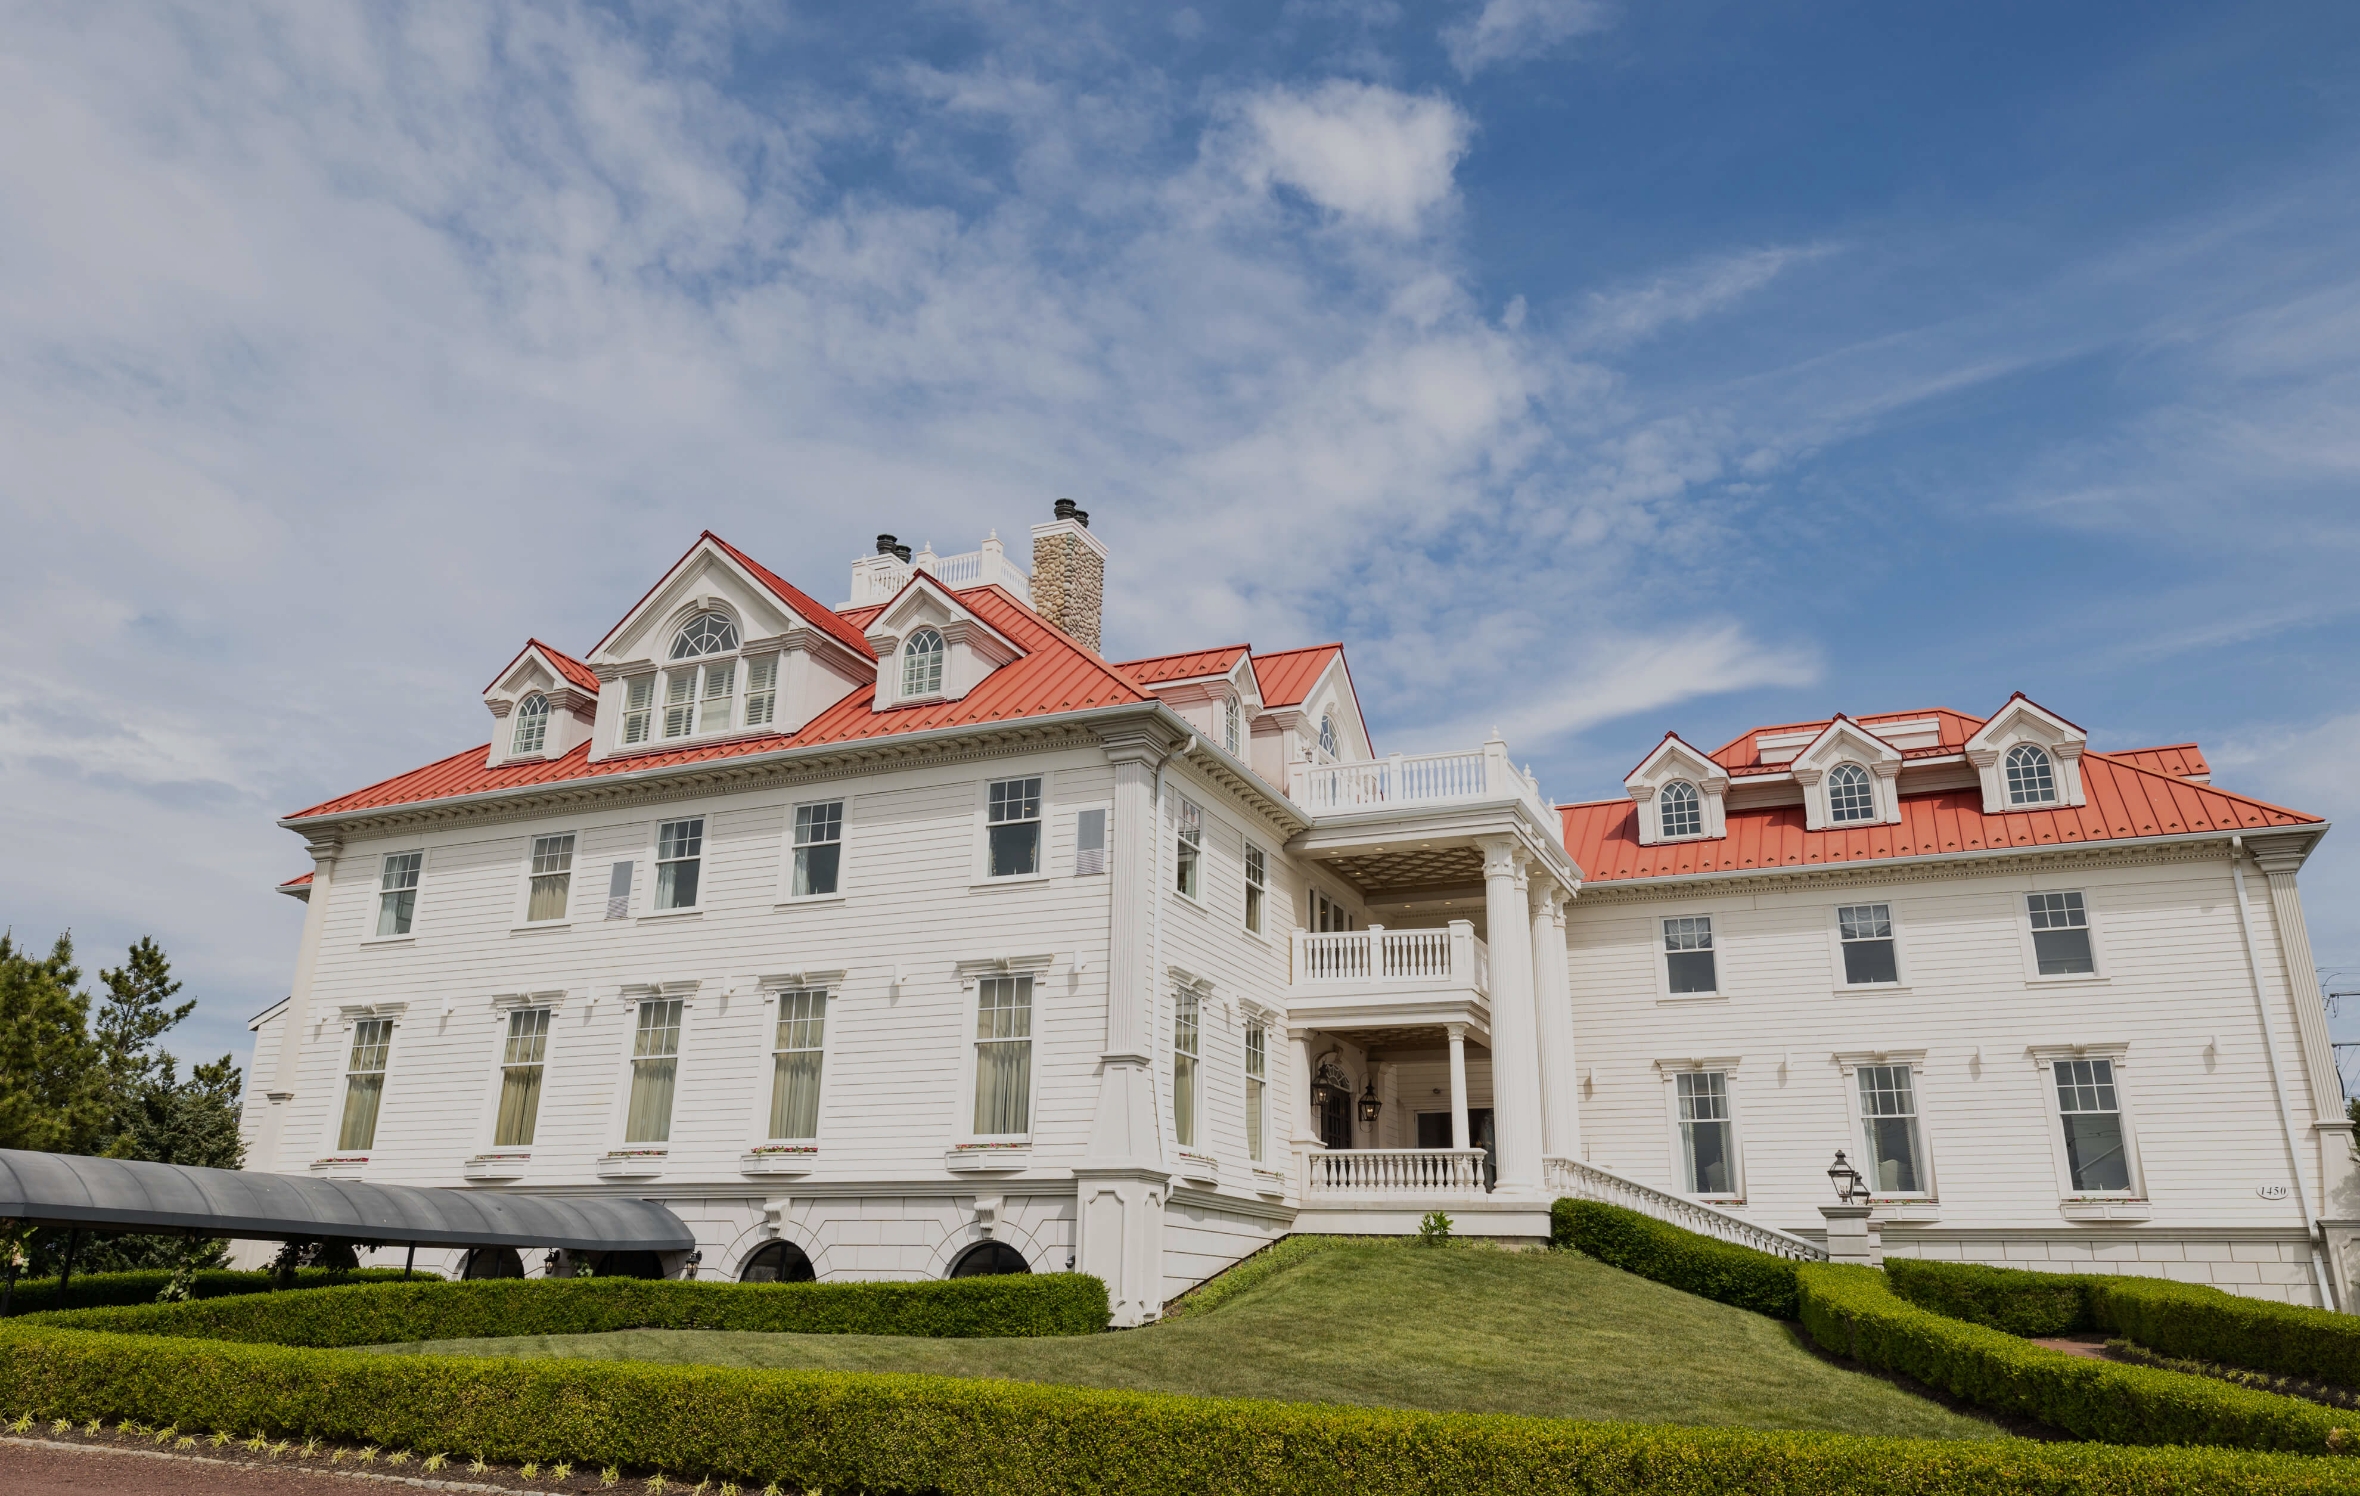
[1319,1086,1354,1151]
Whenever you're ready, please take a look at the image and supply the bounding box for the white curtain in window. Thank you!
[337,1019,393,1151]
[769,990,827,1139]
[625,999,683,1143]
[973,977,1032,1135]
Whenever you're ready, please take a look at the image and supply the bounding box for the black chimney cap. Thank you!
[1074,508,1089,528]
[876,533,900,555]
[1053,498,1077,522]
[894,544,912,562]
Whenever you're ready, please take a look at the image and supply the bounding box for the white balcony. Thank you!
[1304,1146,1490,1197]
[1288,921,1490,1039]
[1292,741,1551,825]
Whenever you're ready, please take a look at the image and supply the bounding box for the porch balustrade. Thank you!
[1293,924,1488,994]
[1304,1146,1490,1196]
[1544,1155,1828,1261]
[1292,741,1552,823]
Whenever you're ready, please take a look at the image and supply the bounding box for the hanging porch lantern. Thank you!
[1357,1079,1383,1127]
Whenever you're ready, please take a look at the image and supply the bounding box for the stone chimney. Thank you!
[1030,498,1107,653]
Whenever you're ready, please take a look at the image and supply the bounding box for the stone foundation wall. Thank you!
[1883,1230,2324,1306]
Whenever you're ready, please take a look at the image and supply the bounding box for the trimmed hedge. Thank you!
[1799,1262,2358,1455]
[9,1321,2360,1493]
[2,1267,427,1317]
[1889,1257,2360,1390]
[21,1271,1110,1345]
[1551,1199,1801,1319]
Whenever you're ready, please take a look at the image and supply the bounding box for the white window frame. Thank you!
[760,984,833,1143]
[2029,1044,2144,1202]
[472,993,566,1156]
[1308,886,1355,933]
[1656,911,1724,1002]
[1174,796,1205,905]
[620,674,656,747]
[779,798,846,904]
[2017,886,2108,985]
[962,971,1038,1142]
[1828,900,1909,993]
[1832,1049,1937,1204]
[1244,1017,1269,1163]
[1072,805,1109,877]
[900,627,947,701]
[1657,780,1706,840]
[647,816,706,917]
[1826,761,1877,824]
[1243,842,1268,936]
[1317,713,1338,759]
[1655,1059,1744,1203]
[975,775,1049,884]
[1171,981,1204,1149]
[367,850,425,942]
[510,693,550,757]
[603,985,697,1151]
[2005,742,2059,805]
[514,831,579,928]
[742,651,779,729]
[334,1015,398,1155]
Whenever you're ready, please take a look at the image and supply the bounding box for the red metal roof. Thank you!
[1252,644,1343,707]
[1708,708,1988,774]
[589,532,876,663]
[289,585,1150,820]
[1113,645,1251,687]
[484,639,601,697]
[2110,742,2211,780]
[1561,751,2321,884]
[277,871,313,889]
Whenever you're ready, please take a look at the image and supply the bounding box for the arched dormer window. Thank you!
[510,693,548,755]
[901,628,945,698]
[1318,713,1338,758]
[1659,780,1702,838]
[1827,762,1876,824]
[670,611,739,660]
[2005,743,2057,805]
[1224,697,1242,755]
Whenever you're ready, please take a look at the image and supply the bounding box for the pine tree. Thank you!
[0,933,105,1154]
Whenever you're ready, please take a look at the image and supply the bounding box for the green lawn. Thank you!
[364,1243,1998,1438]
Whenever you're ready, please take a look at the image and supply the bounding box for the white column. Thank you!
[1530,883,1582,1162]
[1291,1033,1319,1144]
[258,836,342,1174]
[1480,837,1544,1193]
[1446,1023,1471,1151]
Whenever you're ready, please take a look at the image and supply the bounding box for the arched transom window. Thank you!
[510,692,548,755]
[1659,780,1702,838]
[670,611,739,660]
[1318,713,1338,758]
[1827,762,1876,823]
[2005,743,2057,805]
[901,628,945,698]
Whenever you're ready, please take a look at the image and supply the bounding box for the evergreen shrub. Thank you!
[3,1268,426,1317]
[1550,1199,1801,1319]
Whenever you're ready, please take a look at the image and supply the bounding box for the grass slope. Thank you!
[367,1243,1997,1438]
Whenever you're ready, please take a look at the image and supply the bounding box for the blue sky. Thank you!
[3,1,2357,1071]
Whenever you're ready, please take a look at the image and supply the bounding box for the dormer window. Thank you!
[655,610,744,741]
[902,628,946,698]
[1319,713,1338,758]
[510,693,548,756]
[1225,697,1242,755]
[1828,762,1875,823]
[671,612,739,660]
[1659,781,1703,839]
[2006,744,2057,805]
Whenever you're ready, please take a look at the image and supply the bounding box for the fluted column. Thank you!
[1446,1023,1471,1151]
[1530,882,1581,1162]
[1481,837,1543,1193]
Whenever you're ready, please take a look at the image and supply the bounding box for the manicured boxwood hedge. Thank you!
[1551,1198,1801,1318]
[9,1320,2360,1494]
[21,1271,1110,1345]
[2,1267,426,1317]
[1799,1261,2357,1455]
[1888,1257,2360,1390]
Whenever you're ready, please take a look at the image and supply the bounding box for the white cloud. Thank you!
[1235,81,1471,233]
[1573,245,1834,351]
[1443,0,1615,79]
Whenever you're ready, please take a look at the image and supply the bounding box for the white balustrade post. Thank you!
[1365,924,1384,986]
[1446,1022,1471,1152]
[1481,838,1544,1193]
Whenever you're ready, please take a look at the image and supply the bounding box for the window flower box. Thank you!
[463,1151,531,1182]
[944,1143,1032,1173]
[309,1155,368,1179]
[1176,1151,1220,1185]
[739,1145,818,1177]
[2059,1198,2150,1222]
[1252,1167,1288,1198]
[596,1148,668,1179]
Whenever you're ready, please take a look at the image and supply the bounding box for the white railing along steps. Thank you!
[1545,1155,1828,1261]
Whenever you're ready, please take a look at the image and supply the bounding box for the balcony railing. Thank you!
[1293,923,1488,995]
[1292,740,1551,823]
[1545,1155,1827,1261]
[1305,1146,1490,1196]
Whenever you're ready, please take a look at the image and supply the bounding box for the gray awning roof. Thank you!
[0,1150,693,1253]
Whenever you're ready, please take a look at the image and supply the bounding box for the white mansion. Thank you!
[237,509,2354,1320]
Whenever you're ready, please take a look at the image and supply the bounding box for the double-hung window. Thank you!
[1245,1021,1268,1162]
[986,777,1043,878]
[792,801,843,897]
[337,1019,393,1151]
[1675,1071,1734,1196]
[654,818,703,910]
[663,612,740,740]
[1244,845,1267,933]
[1837,903,1898,985]
[1663,916,1716,994]
[375,852,422,937]
[1175,798,1203,900]
[973,976,1033,1135]
[2027,892,2094,975]
[768,989,827,1140]
[698,661,736,733]
[1855,1064,1926,1194]
[527,834,575,922]
[1173,988,1201,1147]
[743,655,777,728]
[621,677,655,745]
[493,1008,550,1147]
[2053,1058,2132,1193]
[624,998,684,1144]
